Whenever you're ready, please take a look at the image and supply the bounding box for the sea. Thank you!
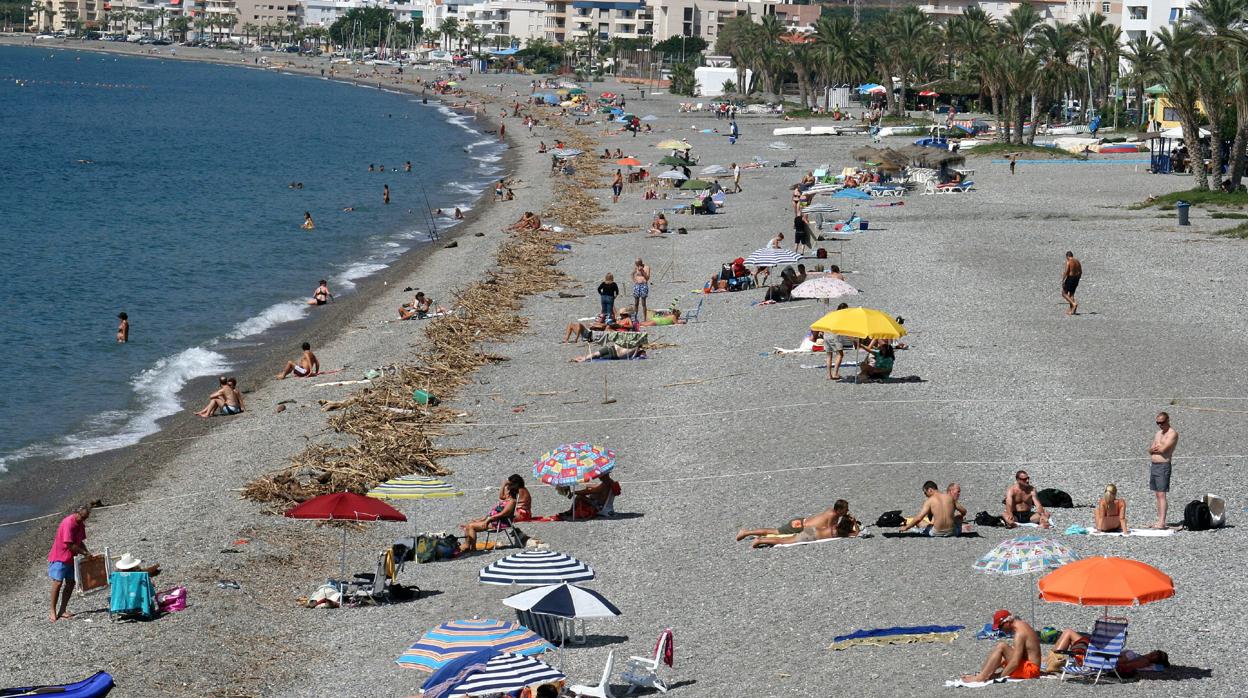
[0,46,503,494]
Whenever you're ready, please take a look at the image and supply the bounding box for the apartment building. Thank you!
[301,0,424,28]
[1068,0,1121,25]
[233,0,299,29]
[916,0,1070,23]
[461,0,546,43]
[649,0,786,45]
[1120,0,1187,42]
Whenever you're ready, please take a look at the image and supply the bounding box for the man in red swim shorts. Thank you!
[962,610,1043,683]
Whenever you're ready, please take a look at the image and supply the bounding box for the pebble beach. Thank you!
[1,40,1245,697]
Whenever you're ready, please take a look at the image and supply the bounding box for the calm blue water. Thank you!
[0,46,502,473]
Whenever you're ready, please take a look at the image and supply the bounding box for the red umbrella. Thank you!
[285,491,406,522]
[285,492,406,597]
[918,90,939,97]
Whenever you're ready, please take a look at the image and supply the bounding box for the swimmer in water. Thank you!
[454,207,465,220]
[383,184,390,204]
[302,212,315,230]
[342,206,354,212]
[404,161,412,172]
[368,164,375,172]
[116,312,129,343]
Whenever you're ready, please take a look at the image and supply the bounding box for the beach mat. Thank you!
[772,532,873,548]
[881,531,980,539]
[1089,528,1175,537]
[831,625,963,651]
[944,678,1024,688]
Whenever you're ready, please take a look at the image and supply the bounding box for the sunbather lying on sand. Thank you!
[737,500,858,547]
[571,344,645,362]
[563,312,631,343]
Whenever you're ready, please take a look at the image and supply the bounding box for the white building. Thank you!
[300,0,423,27]
[1120,0,1187,42]
[916,0,1070,24]
[461,0,545,43]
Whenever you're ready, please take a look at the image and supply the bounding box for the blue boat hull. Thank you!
[2,671,114,697]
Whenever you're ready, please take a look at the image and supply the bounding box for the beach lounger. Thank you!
[345,551,391,602]
[1060,618,1128,684]
[108,570,157,621]
[622,629,673,694]
[569,650,617,698]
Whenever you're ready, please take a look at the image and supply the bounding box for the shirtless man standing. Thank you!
[1061,251,1082,315]
[900,481,959,536]
[962,611,1043,683]
[1004,470,1050,528]
[737,500,850,547]
[631,258,651,321]
[1148,411,1179,528]
[277,342,319,379]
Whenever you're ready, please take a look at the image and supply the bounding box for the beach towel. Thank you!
[1089,528,1175,537]
[944,678,1023,688]
[655,628,674,668]
[772,532,873,548]
[831,625,963,651]
[882,531,980,538]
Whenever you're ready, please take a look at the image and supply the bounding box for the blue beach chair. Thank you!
[1060,617,1128,684]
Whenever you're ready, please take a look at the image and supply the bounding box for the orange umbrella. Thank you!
[616,157,641,167]
[1038,556,1174,607]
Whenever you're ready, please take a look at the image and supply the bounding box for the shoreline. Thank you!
[0,43,515,554]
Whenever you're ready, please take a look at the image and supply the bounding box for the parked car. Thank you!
[152,38,171,45]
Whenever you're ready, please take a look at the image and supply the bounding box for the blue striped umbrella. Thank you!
[396,619,554,673]
[479,550,596,586]
[438,653,566,697]
[744,248,803,268]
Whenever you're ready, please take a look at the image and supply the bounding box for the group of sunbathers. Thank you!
[399,292,448,321]
[458,472,623,551]
[736,500,861,547]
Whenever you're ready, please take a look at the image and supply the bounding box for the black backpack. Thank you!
[875,510,905,528]
[975,511,1006,527]
[1184,500,1212,531]
[1037,488,1074,508]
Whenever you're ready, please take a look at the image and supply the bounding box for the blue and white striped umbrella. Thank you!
[445,653,566,697]
[744,248,804,268]
[502,582,621,619]
[479,550,596,586]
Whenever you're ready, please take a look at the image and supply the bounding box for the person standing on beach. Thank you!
[731,162,742,193]
[631,259,651,322]
[1148,412,1178,529]
[597,273,619,322]
[1061,251,1081,315]
[1009,154,1018,175]
[47,504,91,622]
[612,170,624,204]
[116,312,128,343]
[277,342,319,379]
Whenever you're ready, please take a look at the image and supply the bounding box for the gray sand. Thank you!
[0,49,1244,696]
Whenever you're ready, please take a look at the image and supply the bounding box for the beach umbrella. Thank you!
[833,188,872,200]
[700,164,730,176]
[533,443,615,486]
[551,148,583,159]
[857,83,881,94]
[616,157,641,167]
[659,155,694,166]
[865,85,887,95]
[428,651,566,698]
[810,307,905,339]
[657,170,688,181]
[396,619,554,672]
[568,88,586,95]
[600,91,616,99]
[367,475,463,534]
[679,178,713,190]
[918,89,939,97]
[1038,557,1174,608]
[975,536,1080,622]
[284,492,406,595]
[479,550,595,586]
[656,139,691,150]
[792,276,859,300]
[503,582,622,619]
[744,248,804,268]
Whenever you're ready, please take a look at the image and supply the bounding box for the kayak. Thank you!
[1,671,114,697]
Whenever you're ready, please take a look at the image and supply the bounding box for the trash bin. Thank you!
[1176,200,1191,226]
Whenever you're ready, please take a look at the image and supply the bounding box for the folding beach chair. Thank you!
[482,517,524,549]
[682,297,704,323]
[622,629,673,694]
[346,551,391,602]
[1060,617,1128,684]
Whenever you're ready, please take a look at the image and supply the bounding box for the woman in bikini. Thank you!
[461,475,529,550]
[1094,483,1129,533]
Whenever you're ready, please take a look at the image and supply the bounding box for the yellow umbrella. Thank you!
[810,307,906,339]
[655,139,691,150]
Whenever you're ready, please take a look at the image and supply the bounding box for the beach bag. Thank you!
[1037,488,1073,508]
[415,534,439,563]
[875,510,904,528]
[974,511,1005,527]
[157,586,187,613]
[434,534,459,560]
[1184,500,1212,531]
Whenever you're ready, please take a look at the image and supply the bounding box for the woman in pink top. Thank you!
[47,503,91,622]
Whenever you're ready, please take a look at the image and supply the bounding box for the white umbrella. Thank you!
[792,276,859,300]
[700,164,729,176]
[657,170,688,180]
[744,248,804,267]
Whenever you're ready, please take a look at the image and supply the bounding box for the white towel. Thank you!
[944,678,1022,688]
[1090,528,1175,537]
[773,532,873,548]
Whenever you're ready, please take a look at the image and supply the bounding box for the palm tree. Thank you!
[1122,33,1162,128]
[1158,24,1210,188]
[890,6,933,116]
[1191,0,1248,186]
[439,17,458,52]
[1035,23,1081,139]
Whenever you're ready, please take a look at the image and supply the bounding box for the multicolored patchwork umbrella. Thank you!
[974,536,1078,576]
[532,443,615,486]
[396,619,554,673]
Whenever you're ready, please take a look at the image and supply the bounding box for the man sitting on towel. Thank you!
[900,481,960,536]
[1004,470,1050,528]
[736,500,858,547]
[962,610,1043,683]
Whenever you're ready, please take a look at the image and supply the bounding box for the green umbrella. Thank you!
[680,179,713,190]
[1144,84,1168,95]
[568,88,586,95]
[660,155,693,167]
